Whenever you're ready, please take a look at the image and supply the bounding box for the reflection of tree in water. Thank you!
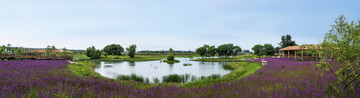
[199,62,216,65]
[168,63,174,73]
[168,63,174,68]
[128,61,135,66]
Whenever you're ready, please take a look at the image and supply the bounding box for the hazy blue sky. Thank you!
[0,0,359,51]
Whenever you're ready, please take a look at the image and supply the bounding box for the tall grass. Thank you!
[162,74,190,83]
[116,74,147,83]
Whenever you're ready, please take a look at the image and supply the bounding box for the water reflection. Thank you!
[94,58,231,83]
[128,61,135,66]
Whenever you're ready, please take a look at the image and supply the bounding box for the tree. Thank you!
[315,15,360,95]
[13,47,24,59]
[252,44,264,57]
[231,45,242,56]
[103,51,108,57]
[259,51,266,57]
[6,44,11,54]
[103,44,124,55]
[61,47,69,57]
[263,44,275,56]
[93,50,102,59]
[51,45,56,56]
[207,45,217,57]
[167,48,175,61]
[169,48,174,54]
[217,44,228,57]
[275,47,280,54]
[45,45,52,56]
[216,44,241,57]
[85,46,102,59]
[0,45,5,54]
[196,46,207,57]
[278,34,297,48]
[196,45,209,57]
[126,44,137,58]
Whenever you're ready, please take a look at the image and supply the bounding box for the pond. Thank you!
[94,58,231,83]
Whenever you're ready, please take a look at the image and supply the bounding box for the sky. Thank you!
[0,0,359,51]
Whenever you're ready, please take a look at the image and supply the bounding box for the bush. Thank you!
[103,44,124,55]
[167,54,174,61]
[85,46,102,59]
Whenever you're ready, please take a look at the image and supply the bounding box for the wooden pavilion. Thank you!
[279,44,321,60]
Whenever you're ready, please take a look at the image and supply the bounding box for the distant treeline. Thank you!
[137,50,194,53]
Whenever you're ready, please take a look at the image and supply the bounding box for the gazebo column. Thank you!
[295,50,297,59]
[279,50,281,58]
[288,50,289,58]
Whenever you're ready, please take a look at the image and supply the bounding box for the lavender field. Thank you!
[1,58,359,97]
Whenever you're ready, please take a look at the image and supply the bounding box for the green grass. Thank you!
[163,59,180,64]
[235,55,258,59]
[73,55,91,61]
[183,63,192,66]
[66,61,101,78]
[222,62,262,79]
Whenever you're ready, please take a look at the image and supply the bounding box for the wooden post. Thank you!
[288,50,290,58]
[295,50,297,59]
[279,50,281,58]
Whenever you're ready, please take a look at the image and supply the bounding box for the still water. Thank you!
[94,58,231,82]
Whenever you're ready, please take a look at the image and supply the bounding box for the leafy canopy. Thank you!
[85,46,102,59]
[126,44,137,58]
[103,44,124,55]
[279,34,297,48]
[316,15,360,94]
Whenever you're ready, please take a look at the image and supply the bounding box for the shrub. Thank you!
[167,54,174,61]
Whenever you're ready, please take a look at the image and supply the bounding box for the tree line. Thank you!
[195,43,242,57]
[251,34,297,57]
[85,44,137,59]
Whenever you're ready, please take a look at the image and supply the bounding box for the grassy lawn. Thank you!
[66,61,99,78]
[235,55,258,59]
[222,62,262,79]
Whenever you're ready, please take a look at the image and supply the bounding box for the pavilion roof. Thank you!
[279,44,320,51]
